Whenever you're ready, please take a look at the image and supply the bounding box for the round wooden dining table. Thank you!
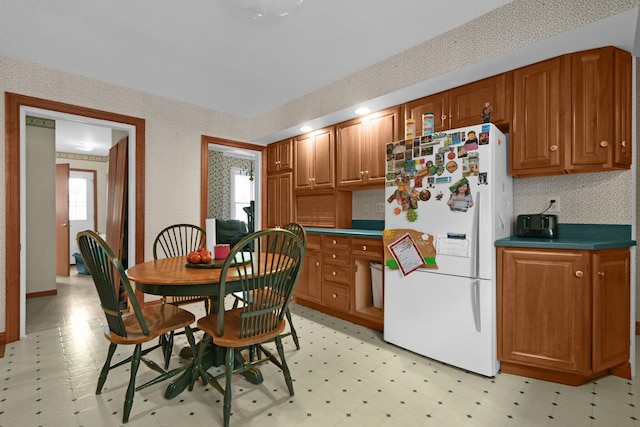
[126,255,245,299]
[126,254,262,399]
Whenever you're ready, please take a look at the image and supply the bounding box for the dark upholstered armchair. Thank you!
[215,219,250,249]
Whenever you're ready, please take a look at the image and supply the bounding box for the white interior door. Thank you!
[68,170,95,263]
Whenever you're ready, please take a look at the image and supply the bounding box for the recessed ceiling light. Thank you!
[74,142,94,152]
[354,107,371,115]
[234,0,304,20]
[300,125,313,133]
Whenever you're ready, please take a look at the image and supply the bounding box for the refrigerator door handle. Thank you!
[471,280,481,332]
[472,192,480,279]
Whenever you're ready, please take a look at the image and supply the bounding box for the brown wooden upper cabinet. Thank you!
[266,172,293,228]
[405,73,511,135]
[267,138,293,174]
[510,46,632,177]
[336,106,402,189]
[294,126,335,191]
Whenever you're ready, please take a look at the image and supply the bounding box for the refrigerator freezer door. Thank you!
[383,268,498,377]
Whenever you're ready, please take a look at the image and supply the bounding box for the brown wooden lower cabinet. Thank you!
[294,234,384,331]
[497,246,631,385]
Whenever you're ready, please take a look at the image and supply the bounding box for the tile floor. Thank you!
[2,269,639,426]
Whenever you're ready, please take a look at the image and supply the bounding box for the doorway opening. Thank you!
[5,92,146,343]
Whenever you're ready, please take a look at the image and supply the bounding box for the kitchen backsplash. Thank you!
[354,169,633,226]
[352,189,385,221]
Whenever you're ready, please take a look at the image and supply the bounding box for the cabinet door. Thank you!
[592,248,630,372]
[498,248,590,373]
[613,49,632,168]
[295,234,322,303]
[295,128,335,191]
[449,73,510,128]
[336,118,365,187]
[405,91,449,134]
[267,139,293,173]
[366,107,400,186]
[266,172,292,228]
[311,127,335,190]
[570,48,614,170]
[294,134,314,190]
[510,56,569,176]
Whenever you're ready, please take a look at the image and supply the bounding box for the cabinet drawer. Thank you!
[323,282,350,311]
[323,247,351,266]
[323,264,351,284]
[323,235,350,249]
[306,234,322,251]
[351,238,383,258]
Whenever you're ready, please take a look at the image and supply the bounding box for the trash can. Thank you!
[370,262,383,309]
[72,252,90,275]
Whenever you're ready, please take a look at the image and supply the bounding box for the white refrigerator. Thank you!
[383,123,512,377]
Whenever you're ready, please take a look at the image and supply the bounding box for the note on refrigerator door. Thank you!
[387,233,425,277]
[436,234,470,258]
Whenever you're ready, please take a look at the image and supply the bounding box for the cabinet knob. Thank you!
[549,145,558,152]
[332,271,337,276]
[575,271,584,278]
[362,245,367,251]
[598,271,605,277]
[332,293,337,298]
[360,171,364,176]
[621,140,627,148]
[315,261,320,266]
[332,239,337,244]
[308,178,312,182]
[441,114,447,120]
[600,140,609,148]
[364,170,369,175]
[332,254,337,259]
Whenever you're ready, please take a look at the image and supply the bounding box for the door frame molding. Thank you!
[5,92,146,343]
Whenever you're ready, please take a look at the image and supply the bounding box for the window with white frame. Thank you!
[230,167,254,221]
[68,177,88,221]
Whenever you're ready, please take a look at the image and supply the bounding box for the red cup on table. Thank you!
[214,244,230,259]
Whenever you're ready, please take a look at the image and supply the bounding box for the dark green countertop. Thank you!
[495,224,636,250]
[306,228,383,238]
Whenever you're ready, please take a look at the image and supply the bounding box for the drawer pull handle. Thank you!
[575,270,584,278]
[600,140,609,148]
[332,293,337,298]
[362,245,367,251]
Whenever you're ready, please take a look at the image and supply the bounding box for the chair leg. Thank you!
[163,331,174,370]
[96,343,117,394]
[274,336,294,396]
[223,346,234,427]
[285,308,300,350]
[123,344,142,423]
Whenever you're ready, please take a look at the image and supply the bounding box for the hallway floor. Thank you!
[3,270,638,426]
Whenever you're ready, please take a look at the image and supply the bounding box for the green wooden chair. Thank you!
[77,230,197,424]
[191,228,305,427]
[153,223,209,368]
[231,223,306,349]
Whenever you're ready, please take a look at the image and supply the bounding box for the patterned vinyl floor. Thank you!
[2,269,638,426]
